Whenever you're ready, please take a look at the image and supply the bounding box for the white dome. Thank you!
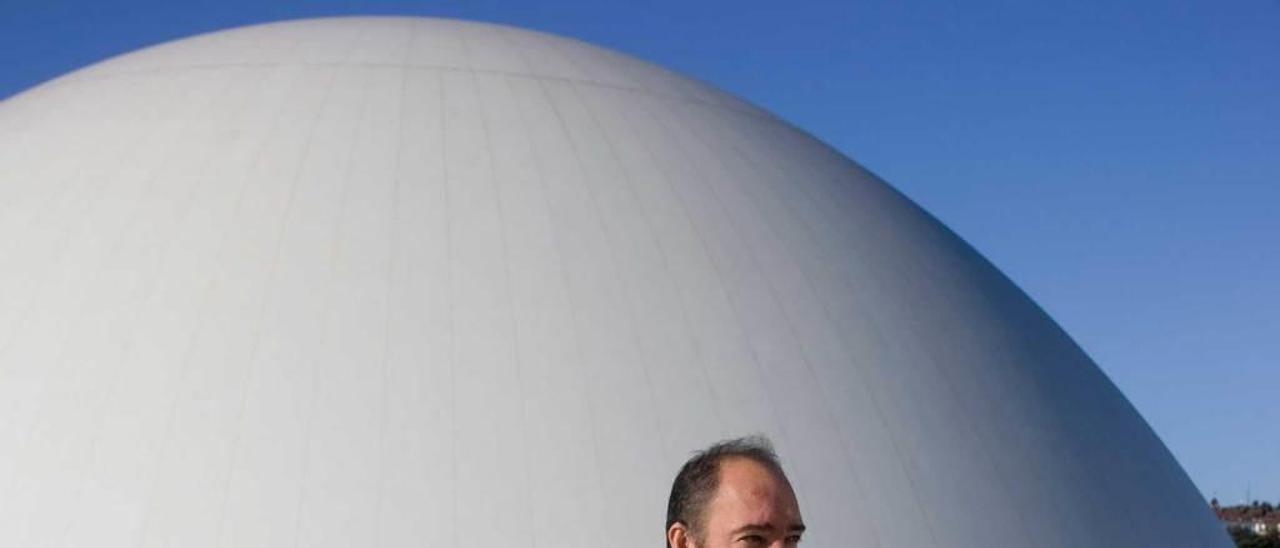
[0,16,1226,548]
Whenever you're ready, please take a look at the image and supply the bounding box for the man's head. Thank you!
[665,436,805,547]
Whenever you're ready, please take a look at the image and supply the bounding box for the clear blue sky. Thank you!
[2,0,1276,504]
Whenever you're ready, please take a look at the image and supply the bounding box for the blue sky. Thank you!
[2,0,1276,503]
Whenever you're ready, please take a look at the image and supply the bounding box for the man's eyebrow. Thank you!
[730,522,807,535]
[730,523,776,535]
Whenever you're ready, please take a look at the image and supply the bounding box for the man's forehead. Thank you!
[714,457,798,508]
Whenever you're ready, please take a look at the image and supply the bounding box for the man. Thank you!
[665,436,806,547]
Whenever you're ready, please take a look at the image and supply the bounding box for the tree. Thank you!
[1230,528,1280,548]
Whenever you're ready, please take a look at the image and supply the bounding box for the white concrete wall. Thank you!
[0,16,1229,548]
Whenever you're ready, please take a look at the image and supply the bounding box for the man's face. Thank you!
[679,457,806,547]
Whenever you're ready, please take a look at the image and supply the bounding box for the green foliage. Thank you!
[1230,528,1280,548]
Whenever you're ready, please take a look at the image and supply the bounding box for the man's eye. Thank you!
[786,534,803,545]
[739,534,767,545]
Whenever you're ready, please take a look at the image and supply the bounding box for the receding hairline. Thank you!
[721,451,792,476]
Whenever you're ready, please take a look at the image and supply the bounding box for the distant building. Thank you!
[1263,514,1280,536]
[1214,503,1280,536]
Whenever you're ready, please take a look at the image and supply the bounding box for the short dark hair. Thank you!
[665,435,786,545]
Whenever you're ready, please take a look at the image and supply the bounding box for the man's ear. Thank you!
[667,522,695,548]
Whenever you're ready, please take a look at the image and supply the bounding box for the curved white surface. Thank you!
[0,16,1227,548]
